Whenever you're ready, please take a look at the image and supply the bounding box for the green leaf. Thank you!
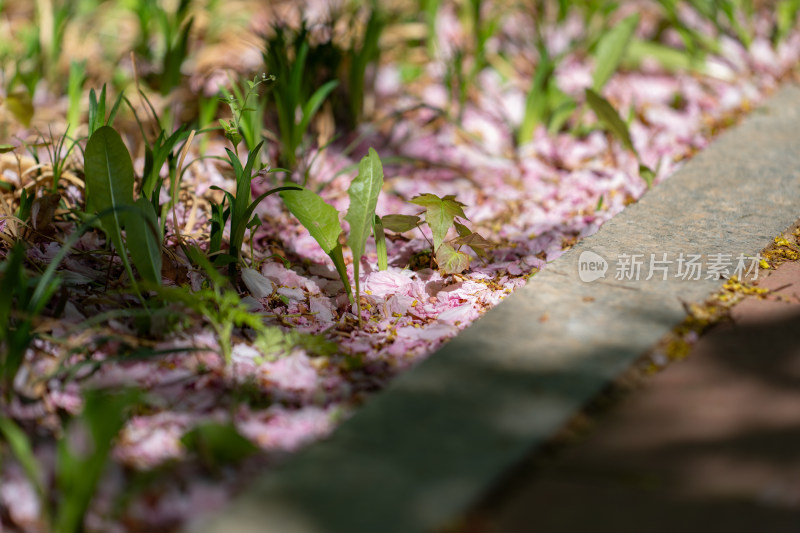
[280,188,343,254]
[623,39,703,74]
[381,214,421,233]
[4,90,33,127]
[409,194,467,251]
[280,188,353,302]
[0,144,16,153]
[592,14,639,92]
[453,224,491,258]
[125,197,162,286]
[84,126,136,271]
[435,243,471,274]
[185,244,228,287]
[345,148,384,317]
[546,87,577,135]
[181,422,258,469]
[329,244,353,304]
[296,80,339,149]
[519,44,555,145]
[584,89,637,155]
[0,418,46,504]
[373,215,388,271]
[56,389,140,533]
[639,163,655,188]
[776,0,800,44]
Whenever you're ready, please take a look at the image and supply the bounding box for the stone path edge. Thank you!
[190,83,800,533]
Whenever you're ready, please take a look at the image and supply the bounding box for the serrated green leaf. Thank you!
[125,197,162,286]
[592,14,639,92]
[281,188,353,302]
[345,148,384,315]
[410,194,467,251]
[454,221,471,238]
[381,214,421,233]
[435,243,470,274]
[345,148,384,262]
[280,188,342,254]
[453,227,492,258]
[289,330,338,357]
[584,89,637,155]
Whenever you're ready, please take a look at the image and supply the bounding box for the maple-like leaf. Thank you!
[410,194,467,251]
[435,243,471,274]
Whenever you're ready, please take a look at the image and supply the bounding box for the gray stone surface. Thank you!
[190,85,800,533]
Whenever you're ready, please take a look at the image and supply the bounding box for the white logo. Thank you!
[578,250,608,282]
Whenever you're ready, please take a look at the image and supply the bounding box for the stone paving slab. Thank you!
[465,253,800,533]
[191,84,800,533]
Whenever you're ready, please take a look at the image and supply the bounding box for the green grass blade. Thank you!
[0,418,47,508]
[584,88,637,156]
[229,185,300,264]
[592,13,639,92]
[55,389,140,533]
[296,80,339,150]
[374,215,388,271]
[518,44,555,146]
[125,197,163,286]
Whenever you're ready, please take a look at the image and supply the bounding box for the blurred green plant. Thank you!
[66,60,86,135]
[0,388,141,533]
[131,0,195,95]
[0,244,61,398]
[263,23,339,169]
[219,73,274,152]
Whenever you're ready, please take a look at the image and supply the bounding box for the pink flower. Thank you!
[437,304,479,326]
[364,269,414,298]
[236,406,336,452]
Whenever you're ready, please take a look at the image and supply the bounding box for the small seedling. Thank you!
[345,147,384,322]
[280,148,386,321]
[87,84,123,137]
[209,142,299,277]
[40,125,80,194]
[219,72,274,151]
[382,193,490,274]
